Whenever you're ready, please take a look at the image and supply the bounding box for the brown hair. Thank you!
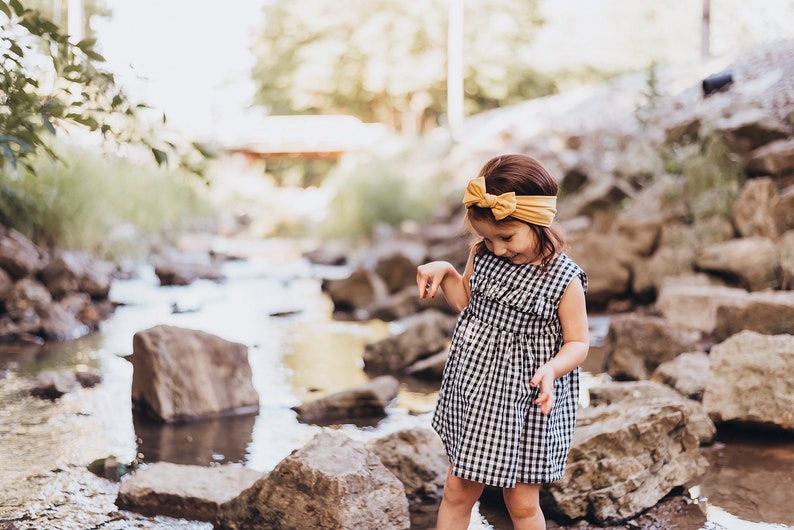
[466,154,565,269]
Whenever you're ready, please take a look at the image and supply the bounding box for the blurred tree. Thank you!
[0,0,210,174]
[23,0,109,39]
[251,0,554,134]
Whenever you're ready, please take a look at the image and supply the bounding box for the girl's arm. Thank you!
[416,247,476,312]
[531,276,589,415]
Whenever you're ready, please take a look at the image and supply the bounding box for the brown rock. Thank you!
[130,325,259,423]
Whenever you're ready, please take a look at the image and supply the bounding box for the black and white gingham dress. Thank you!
[432,250,587,488]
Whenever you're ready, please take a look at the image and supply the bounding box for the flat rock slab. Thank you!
[117,462,264,522]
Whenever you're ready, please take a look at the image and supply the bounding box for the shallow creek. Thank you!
[0,238,792,529]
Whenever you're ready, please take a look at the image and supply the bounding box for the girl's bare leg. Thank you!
[503,482,545,530]
[437,467,485,530]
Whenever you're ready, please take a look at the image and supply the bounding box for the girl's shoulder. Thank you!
[553,253,588,293]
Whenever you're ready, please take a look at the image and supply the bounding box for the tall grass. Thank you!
[319,154,448,240]
[0,142,211,261]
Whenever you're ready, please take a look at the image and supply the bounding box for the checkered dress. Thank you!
[432,250,587,488]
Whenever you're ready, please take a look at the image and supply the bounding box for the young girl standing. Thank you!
[416,154,589,530]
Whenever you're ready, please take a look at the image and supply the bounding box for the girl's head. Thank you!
[464,154,565,267]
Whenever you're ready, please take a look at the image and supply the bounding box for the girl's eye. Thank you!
[501,236,512,242]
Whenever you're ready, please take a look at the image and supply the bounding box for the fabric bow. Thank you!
[462,176,557,227]
[463,177,516,220]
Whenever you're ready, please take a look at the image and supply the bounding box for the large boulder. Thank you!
[588,379,716,445]
[605,313,701,380]
[215,430,411,530]
[365,427,448,506]
[656,282,794,339]
[116,462,263,522]
[694,237,782,291]
[565,231,632,308]
[711,290,794,341]
[130,325,259,423]
[542,401,708,525]
[703,330,794,431]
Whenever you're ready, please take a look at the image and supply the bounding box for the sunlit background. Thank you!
[90,0,794,142]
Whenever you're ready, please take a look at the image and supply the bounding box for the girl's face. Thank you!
[470,216,540,265]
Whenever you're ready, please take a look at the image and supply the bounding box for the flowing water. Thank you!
[0,237,792,530]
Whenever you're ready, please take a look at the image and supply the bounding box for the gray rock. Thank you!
[363,309,455,373]
[405,349,448,380]
[366,427,448,505]
[566,232,632,308]
[153,249,225,286]
[131,325,259,423]
[0,267,12,299]
[215,430,410,530]
[694,237,782,291]
[38,301,90,341]
[651,351,711,401]
[731,177,786,239]
[117,462,262,522]
[703,330,794,431]
[656,282,794,338]
[714,107,790,155]
[605,313,701,380]
[292,375,400,425]
[745,137,794,176]
[372,247,425,294]
[542,401,708,525]
[39,249,115,299]
[321,267,389,317]
[0,228,45,279]
[588,379,716,444]
[368,286,423,322]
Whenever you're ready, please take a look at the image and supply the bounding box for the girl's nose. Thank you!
[492,242,507,256]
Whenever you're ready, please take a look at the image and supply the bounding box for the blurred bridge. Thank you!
[230,115,387,161]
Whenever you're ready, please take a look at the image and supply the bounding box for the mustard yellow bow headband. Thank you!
[463,177,557,227]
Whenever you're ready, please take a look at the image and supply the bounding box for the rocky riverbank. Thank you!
[2,39,794,529]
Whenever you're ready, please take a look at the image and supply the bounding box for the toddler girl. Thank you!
[416,154,589,530]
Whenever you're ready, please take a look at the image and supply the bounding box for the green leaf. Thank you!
[0,2,11,18]
[151,148,168,166]
[39,19,58,34]
[41,113,56,135]
[9,0,24,16]
[76,38,98,52]
[8,42,24,57]
[83,50,106,62]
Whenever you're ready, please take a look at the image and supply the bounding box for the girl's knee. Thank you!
[442,474,484,507]
[503,483,543,519]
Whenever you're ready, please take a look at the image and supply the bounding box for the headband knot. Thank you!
[463,177,557,227]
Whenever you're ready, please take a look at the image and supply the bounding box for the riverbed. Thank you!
[1,237,792,529]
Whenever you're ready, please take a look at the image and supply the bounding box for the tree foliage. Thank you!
[0,0,208,174]
[251,0,555,133]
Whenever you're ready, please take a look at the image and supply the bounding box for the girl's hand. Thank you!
[530,364,556,415]
[416,261,453,299]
